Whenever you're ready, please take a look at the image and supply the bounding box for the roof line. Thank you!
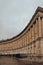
[0,6,43,42]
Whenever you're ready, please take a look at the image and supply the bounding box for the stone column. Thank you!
[31,24,34,41]
[40,17,43,56]
[37,17,41,56]
[29,28,32,43]
[26,32,28,54]
[27,30,29,54]
[38,17,42,37]
[41,17,43,37]
[34,19,39,40]
[33,21,36,56]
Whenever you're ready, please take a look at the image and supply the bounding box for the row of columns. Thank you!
[16,16,43,55]
[0,17,43,55]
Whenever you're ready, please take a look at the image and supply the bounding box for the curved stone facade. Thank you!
[0,7,43,59]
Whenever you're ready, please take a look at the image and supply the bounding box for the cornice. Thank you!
[0,6,43,43]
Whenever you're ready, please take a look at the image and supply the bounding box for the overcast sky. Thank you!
[0,0,43,40]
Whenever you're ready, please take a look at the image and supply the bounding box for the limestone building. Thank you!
[0,7,43,62]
